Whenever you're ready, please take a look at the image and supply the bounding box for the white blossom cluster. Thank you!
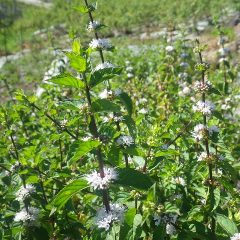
[154,213,178,235]
[192,124,219,141]
[231,233,240,240]
[102,113,124,123]
[218,47,230,57]
[173,177,186,186]
[89,38,112,50]
[116,135,134,147]
[99,89,113,99]
[197,152,208,162]
[178,82,191,97]
[178,72,188,80]
[85,167,118,190]
[14,207,40,226]
[192,124,207,141]
[94,62,115,71]
[193,100,215,115]
[193,80,212,92]
[114,88,123,96]
[125,62,134,78]
[165,45,175,53]
[87,20,101,31]
[16,184,35,202]
[10,162,21,172]
[179,62,189,68]
[95,203,125,230]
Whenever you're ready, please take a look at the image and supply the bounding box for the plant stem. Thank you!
[82,73,111,212]
[198,47,216,239]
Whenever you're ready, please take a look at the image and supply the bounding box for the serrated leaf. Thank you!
[65,52,86,73]
[216,214,238,236]
[68,140,101,163]
[89,67,122,88]
[51,179,88,210]
[49,73,84,89]
[91,99,121,112]
[116,168,153,190]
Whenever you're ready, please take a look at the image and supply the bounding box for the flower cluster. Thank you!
[85,167,118,190]
[95,203,125,230]
[193,80,212,92]
[192,100,215,115]
[14,207,40,226]
[173,177,186,186]
[89,38,112,50]
[192,124,219,141]
[94,62,115,71]
[87,20,101,31]
[16,184,35,202]
[154,213,178,235]
[116,135,134,147]
[231,233,240,240]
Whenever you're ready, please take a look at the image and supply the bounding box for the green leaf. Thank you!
[209,87,222,96]
[65,52,86,73]
[72,39,81,54]
[68,140,101,163]
[125,208,137,226]
[73,6,89,13]
[117,92,133,115]
[89,67,122,88]
[207,188,220,212]
[216,214,238,236]
[49,73,84,89]
[91,99,121,112]
[51,179,88,210]
[116,168,153,190]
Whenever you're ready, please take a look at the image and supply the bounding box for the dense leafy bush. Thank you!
[0,1,240,239]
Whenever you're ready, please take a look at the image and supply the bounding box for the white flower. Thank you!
[10,162,21,172]
[127,73,134,78]
[102,113,123,123]
[180,62,189,68]
[126,66,133,72]
[95,203,125,230]
[231,233,240,240]
[194,80,212,92]
[219,154,225,161]
[193,100,215,115]
[14,207,40,226]
[114,88,123,96]
[166,223,176,235]
[197,152,208,162]
[192,124,207,141]
[218,47,230,57]
[116,135,134,147]
[178,72,188,80]
[161,144,169,150]
[165,45,174,53]
[208,125,219,135]
[139,108,148,114]
[16,184,35,202]
[99,89,113,99]
[174,177,186,186]
[180,52,189,58]
[89,38,112,50]
[87,20,101,31]
[94,62,115,71]
[85,167,118,190]
[219,57,227,64]
[154,213,162,226]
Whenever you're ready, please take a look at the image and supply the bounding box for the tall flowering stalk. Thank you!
[83,0,130,168]
[193,40,216,238]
